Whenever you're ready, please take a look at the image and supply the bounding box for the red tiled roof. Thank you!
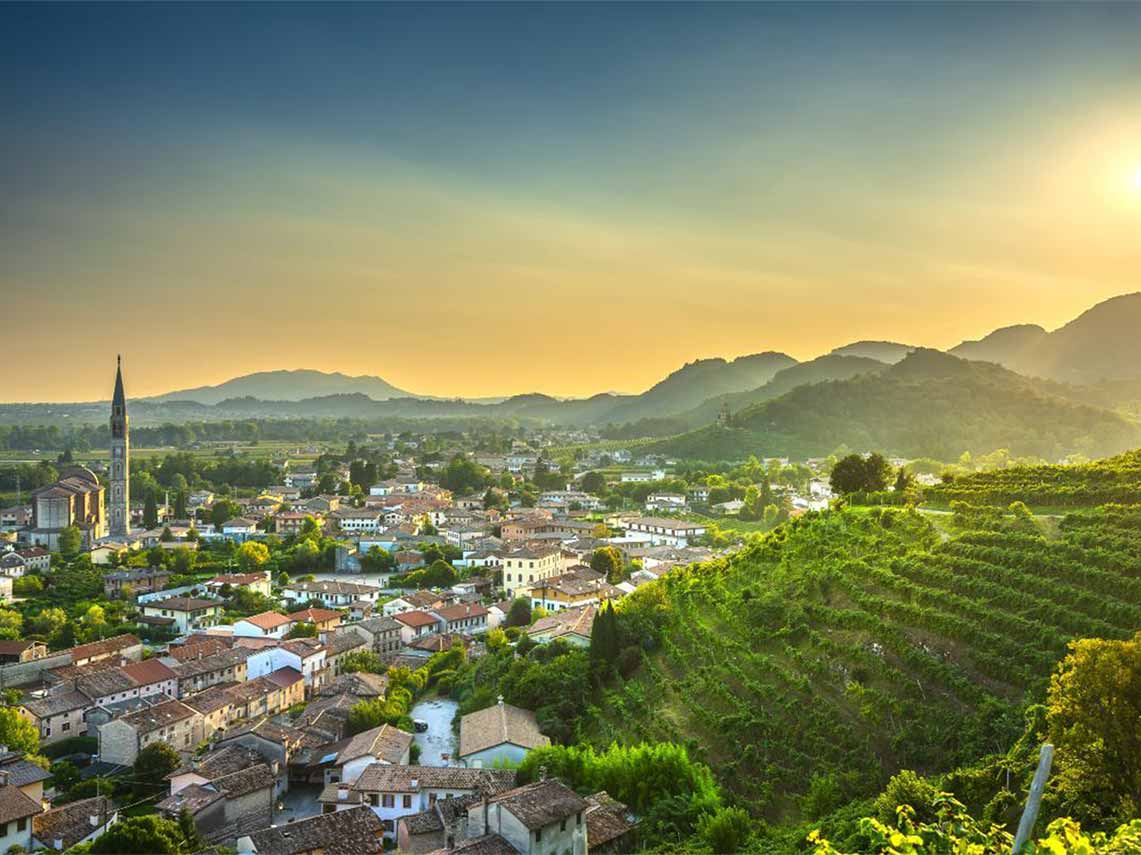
[240,612,293,630]
[393,611,440,628]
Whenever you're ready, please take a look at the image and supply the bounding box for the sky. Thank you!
[3,2,1141,402]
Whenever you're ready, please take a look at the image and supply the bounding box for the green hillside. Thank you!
[649,349,1141,461]
[600,352,797,424]
[596,504,1141,820]
[928,447,1141,507]
[681,354,888,428]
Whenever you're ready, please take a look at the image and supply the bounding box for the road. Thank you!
[410,697,459,766]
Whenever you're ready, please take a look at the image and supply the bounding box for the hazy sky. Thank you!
[3,2,1140,402]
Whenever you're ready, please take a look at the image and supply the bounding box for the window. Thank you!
[368,794,379,807]
[402,795,412,808]
[560,819,566,832]
[62,722,71,732]
[535,829,543,842]
[382,794,394,808]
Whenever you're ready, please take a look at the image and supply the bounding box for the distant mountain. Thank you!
[829,340,916,364]
[599,352,797,424]
[949,324,1046,365]
[951,293,1141,384]
[649,349,1140,461]
[679,354,888,428]
[149,370,413,405]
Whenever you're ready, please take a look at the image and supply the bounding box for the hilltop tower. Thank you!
[109,355,130,537]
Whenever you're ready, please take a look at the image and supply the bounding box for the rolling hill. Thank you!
[951,292,1141,384]
[598,501,1141,818]
[680,354,888,428]
[829,340,916,363]
[648,349,1141,461]
[149,369,413,404]
[598,352,797,425]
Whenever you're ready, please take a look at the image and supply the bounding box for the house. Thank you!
[236,804,385,855]
[31,795,117,851]
[346,616,403,656]
[0,641,47,665]
[383,590,447,616]
[14,547,50,572]
[583,792,638,853]
[141,596,223,634]
[233,611,293,639]
[396,794,482,854]
[275,511,322,536]
[525,567,619,612]
[75,658,179,708]
[166,647,252,697]
[527,605,596,647]
[395,550,425,572]
[435,603,489,636]
[248,639,328,694]
[645,492,687,512]
[282,580,381,609]
[464,779,588,855]
[486,600,513,631]
[220,518,260,542]
[19,691,90,745]
[0,752,51,804]
[182,671,304,739]
[325,631,369,676]
[158,759,277,844]
[0,781,44,853]
[457,699,549,769]
[332,509,383,534]
[499,546,561,599]
[288,607,343,637]
[0,554,26,580]
[97,698,202,766]
[392,611,444,645]
[214,718,312,798]
[622,517,706,547]
[103,567,172,599]
[69,633,143,667]
[204,571,272,597]
[321,724,414,786]
[346,765,516,842]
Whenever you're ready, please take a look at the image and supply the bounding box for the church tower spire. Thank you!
[109,355,130,537]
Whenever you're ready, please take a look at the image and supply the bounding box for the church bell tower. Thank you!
[109,355,130,537]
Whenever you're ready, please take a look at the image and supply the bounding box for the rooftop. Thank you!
[244,804,384,855]
[458,700,549,758]
[487,779,588,830]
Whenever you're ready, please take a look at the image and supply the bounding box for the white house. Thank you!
[391,611,444,644]
[623,517,706,547]
[140,596,223,634]
[247,638,328,694]
[465,779,588,855]
[282,580,381,609]
[457,698,549,769]
[324,724,413,786]
[233,611,293,639]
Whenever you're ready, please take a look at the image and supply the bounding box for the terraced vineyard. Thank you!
[927,448,1141,507]
[594,505,1141,820]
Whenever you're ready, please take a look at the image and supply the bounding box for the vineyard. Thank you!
[593,504,1141,821]
[926,448,1141,507]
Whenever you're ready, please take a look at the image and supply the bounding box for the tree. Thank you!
[580,471,607,495]
[422,559,458,587]
[0,708,39,755]
[699,806,753,853]
[236,540,270,570]
[209,499,242,528]
[143,490,159,529]
[50,760,81,794]
[506,598,532,628]
[1047,631,1141,824]
[341,651,385,674]
[0,609,23,640]
[27,607,67,639]
[830,453,892,495]
[286,622,317,639]
[91,816,185,855]
[589,547,625,584]
[589,602,620,671]
[133,742,181,796]
[58,525,82,559]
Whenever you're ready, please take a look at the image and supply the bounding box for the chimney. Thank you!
[337,783,349,801]
[496,695,504,706]
[53,836,64,851]
[89,814,100,828]
[538,765,547,782]
[0,770,10,787]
